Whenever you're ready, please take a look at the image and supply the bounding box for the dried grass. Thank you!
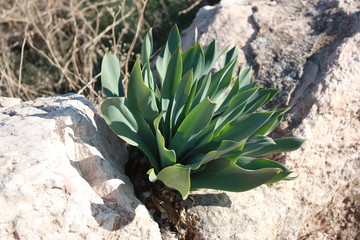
[0,0,145,102]
[0,0,208,102]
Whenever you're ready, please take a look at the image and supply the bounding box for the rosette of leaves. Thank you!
[101,26,304,200]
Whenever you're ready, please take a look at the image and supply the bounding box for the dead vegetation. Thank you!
[0,0,209,103]
[1,0,143,101]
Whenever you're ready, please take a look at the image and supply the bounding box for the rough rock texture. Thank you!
[183,0,360,239]
[0,94,161,240]
[182,0,360,106]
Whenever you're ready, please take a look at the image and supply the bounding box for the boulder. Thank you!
[0,94,161,240]
[183,0,360,239]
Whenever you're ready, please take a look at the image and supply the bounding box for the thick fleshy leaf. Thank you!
[170,97,216,158]
[203,41,228,74]
[216,86,258,115]
[239,67,252,89]
[215,71,242,114]
[187,112,273,169]
[162,47,183,100]
[213,101,247,137]
[239,82,258,92]
[190,158,282,191]
[216,111,274,142]
[182,44,204,80]
[207,58,237,100]
[156,25,181,82]
[220,45,239,68]
[253,108,289,136]
[190,73,212,111]
[177,79,198,125]
[236,157,293,184]
[161,47,183,140]
[171,70,194,134]
[152,164,191,199]
[147,168,157,182]
[203,41,216,74]
[243,88,279,113]
[142,63,157,94]
[141,29,156,91]
[101,97,160,171]
[195,140,245,168]
[239,135,276,156]
[101,53,124,97]
[127,59,158,125]
[141,28,153,66]
[211,60,237,104]
[154,113,176,168]
[242,138,305,157]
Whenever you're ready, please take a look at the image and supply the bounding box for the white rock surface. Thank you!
[0,94,161,240]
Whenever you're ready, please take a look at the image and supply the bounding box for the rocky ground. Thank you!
[1,0,359,239]
[182,0,360,239]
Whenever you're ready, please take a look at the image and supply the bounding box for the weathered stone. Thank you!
[183,0,360,239]
[182,0,360,107]
[0,94,161,240]
[0,97,22,108]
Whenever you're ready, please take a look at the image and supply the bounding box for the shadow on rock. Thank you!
[90,196,136,231]
[187,192,232,208]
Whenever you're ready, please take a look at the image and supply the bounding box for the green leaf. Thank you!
[170,97,217,158]
[182,44,204,80]
[243,88,279,113]
[213,101,247,137]
[141,28,153,66]
[187,112,273,169]
[235,157,293,184]
[154,113,176,168]
[220,45,239,68]
[211,59,237,104]
[190,158,282,191]
[101,53,124,97]
[239,67,252,89]
[216,87,258,115]
[239,135,276,156]
[190,73,212,111]
[127,58,158,125]
[253,107,289,136]
[147,168,157,182]
[242,138,305,157]
[156,25,181,83]
[101,97,160,172]
[182,80,198,117]
[207,58,237,100]
[161,47,183,141]
[162,47,183,100]
[203,42,229,74]
[171,70,194,134]
[152,164,191,199]
[217,111,274,142]
[141,29,157,91]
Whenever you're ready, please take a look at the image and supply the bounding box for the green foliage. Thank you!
[101,26,305,199]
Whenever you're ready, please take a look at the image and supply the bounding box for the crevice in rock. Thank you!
[241,7,260,67]
[283,5,360,130]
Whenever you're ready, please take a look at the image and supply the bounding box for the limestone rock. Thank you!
[0,97,22,108]
[182,0,360,106]
[0,94,161,240]
[183,0,360,239]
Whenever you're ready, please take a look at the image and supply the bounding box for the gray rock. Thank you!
[0,93,161,240]
[182,0,360,107]
[182,0,360,239]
